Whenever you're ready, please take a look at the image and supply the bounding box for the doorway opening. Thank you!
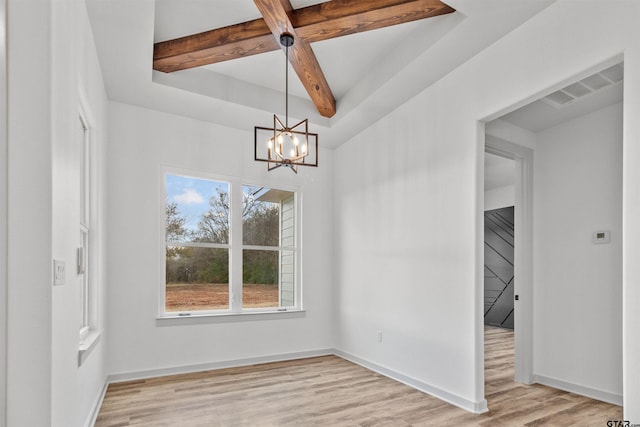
[484,153,516,330]
[481,58,624,411]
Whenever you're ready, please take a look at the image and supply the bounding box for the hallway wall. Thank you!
[533,102,623,403]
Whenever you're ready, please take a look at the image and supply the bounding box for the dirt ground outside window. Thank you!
[166,283,279,311]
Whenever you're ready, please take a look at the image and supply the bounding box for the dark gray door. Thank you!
[484,206,514,329]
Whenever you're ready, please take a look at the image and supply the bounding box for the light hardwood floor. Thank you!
[95,327,622,426]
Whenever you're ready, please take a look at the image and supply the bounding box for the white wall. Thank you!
[533,102,623,401]
[106,102,334,377]
[6,1,53,425]
[485,185,514,211]
[6,0,109,425]
[622,24,640,426]
[334,1,640,420]
[484,151,515,211]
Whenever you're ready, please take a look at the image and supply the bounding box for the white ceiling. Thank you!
[86,0,555,149]
[499,62,624,132]
[485,62,624,191]
[199,20,428,101]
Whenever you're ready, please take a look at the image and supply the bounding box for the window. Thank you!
[77,103,101,364]
[78,114,90,339]
[242,186,296,309]
[165,175,230,312]
[162,171,299,317]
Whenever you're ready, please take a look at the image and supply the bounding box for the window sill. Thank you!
[78,329,102,366]
[156,309,306,326]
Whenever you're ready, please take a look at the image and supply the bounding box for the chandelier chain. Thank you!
[285,40,289,128]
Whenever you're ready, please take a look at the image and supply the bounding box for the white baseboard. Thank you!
[533,374,623,406]
[107,348,334,383]
[85,381,108,427]
[334,349,488,414]
[104,348,487,417]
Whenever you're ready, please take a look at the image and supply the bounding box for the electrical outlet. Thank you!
[377,331,383,343]
[593,230,611,244]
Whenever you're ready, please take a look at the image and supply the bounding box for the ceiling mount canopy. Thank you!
[153,0,455,118]
[280,32,294,48]
[254,31,318,174]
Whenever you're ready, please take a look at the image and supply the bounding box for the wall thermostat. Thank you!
[592,231,611,244]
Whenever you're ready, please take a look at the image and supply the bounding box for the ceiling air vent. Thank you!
[541,63,623,108]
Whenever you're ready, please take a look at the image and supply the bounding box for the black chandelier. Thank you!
[254,32,318,174]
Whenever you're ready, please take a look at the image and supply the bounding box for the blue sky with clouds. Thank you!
[165,173,227,232]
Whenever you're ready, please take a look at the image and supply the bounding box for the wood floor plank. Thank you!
[95,327,622,426]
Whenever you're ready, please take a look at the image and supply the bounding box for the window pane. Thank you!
[279,249,295,307]
[165,174,229,244]
[79,230,88,330]
[166,246,229,311]
[242,186,294,247]
[79,117,88,225]
[243,249,279,308]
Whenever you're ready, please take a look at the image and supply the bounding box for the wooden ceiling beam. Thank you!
[153,18,278,73]
[253,0,336,118]
[152,0,455,118]
[153,0,454,73]
[294,0,455,43]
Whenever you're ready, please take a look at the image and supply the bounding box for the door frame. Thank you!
[477,54,628,414]
[484,136,534,384]
[1,0,7,423]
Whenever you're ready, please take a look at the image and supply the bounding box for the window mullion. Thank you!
[165,241,229,250]
[230,182,243,312]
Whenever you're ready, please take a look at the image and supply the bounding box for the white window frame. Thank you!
[78,112,90,340]
[159,167,302,320]
[77,98,101,363]
[0,0,7,417]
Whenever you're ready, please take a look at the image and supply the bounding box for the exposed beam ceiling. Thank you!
[88,0,556,148]
[153,0,455,118]
[254,0,335,118]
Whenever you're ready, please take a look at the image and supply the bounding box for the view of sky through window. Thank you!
[165,173,228,234]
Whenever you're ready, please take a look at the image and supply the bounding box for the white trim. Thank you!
[156,308,306,325]
[78,329,102,366]
[78,96,101,354]
[484,135,535,385]
[241,244,295,251]
[83,381,108,427]
[0,0,6,423]
[165,241,228,249]
[533,374,623,407]
[230,179,243,311]
[335,349,488,414]
[104,348,487,414]
[107,348,332,384]
[474,123,486,404]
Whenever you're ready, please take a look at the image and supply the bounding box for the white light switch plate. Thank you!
[53,259,65,286]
